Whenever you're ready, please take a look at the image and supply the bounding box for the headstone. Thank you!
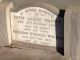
[10,0,59,52]
[11,7,57,47]
[0,1,13,46]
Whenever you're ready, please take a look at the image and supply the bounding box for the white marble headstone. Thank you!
[11,7,57,47]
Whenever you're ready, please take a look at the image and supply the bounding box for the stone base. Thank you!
[0,47,65,60]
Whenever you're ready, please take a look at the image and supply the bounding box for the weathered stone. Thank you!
[10,0,60,52]
[0,1,13,46]
[0,47,65,60]
[64,7,80,60]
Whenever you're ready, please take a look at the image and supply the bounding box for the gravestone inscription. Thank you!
[11,7,57,47]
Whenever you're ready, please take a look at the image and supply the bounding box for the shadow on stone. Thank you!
[55,10,65,55]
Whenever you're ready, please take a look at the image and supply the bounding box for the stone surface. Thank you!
[3,0,80,10]
[11,7,57,47]
[64,8,72,60]
[64,7,80,60]
[0,47,65,60]
[10,0,60,52]
[0,1,13,46]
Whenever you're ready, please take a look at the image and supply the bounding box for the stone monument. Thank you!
[1,0,78,60]
[11,0,60,52]
[0,0,62,52]
[0,0,71,60]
